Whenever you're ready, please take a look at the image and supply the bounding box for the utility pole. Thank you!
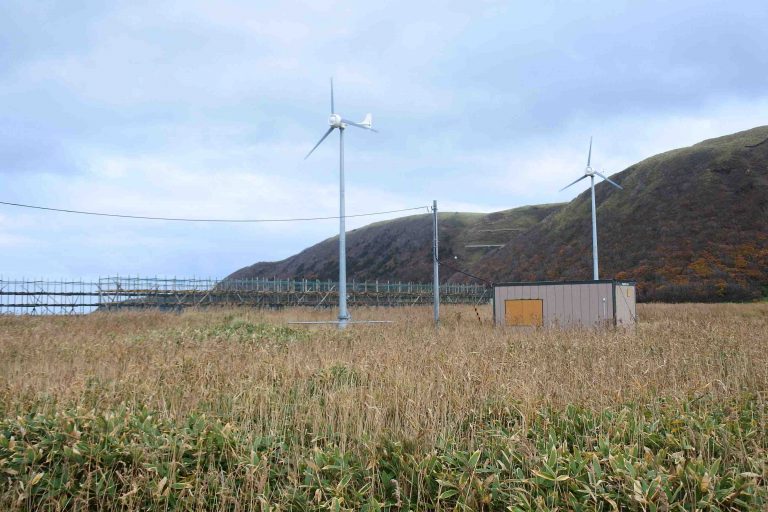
[432,200,439,326]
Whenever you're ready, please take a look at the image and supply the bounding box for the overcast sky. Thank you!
[1,0,767,278]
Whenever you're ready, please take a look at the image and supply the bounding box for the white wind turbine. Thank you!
[560,137,623,280]
[304,78,376,329]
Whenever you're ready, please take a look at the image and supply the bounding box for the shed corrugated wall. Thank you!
[494,282,617,328]
[614,283,636,327]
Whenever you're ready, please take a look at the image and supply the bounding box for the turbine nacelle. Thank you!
[329,114,343,128]
[304,79,377,160]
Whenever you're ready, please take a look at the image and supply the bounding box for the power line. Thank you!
[0,200,429,223]
[437,259,493,286]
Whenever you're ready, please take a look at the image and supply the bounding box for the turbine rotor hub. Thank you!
[329,114,343,127]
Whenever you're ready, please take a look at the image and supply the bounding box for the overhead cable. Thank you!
[437,259,494,286]
[0,200,428,223]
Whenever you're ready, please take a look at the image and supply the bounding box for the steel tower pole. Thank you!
[432,200,439,326]
[338,127,349,329]
[590,175,599,280]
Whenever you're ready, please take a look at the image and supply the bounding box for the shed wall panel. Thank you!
[556,285,568,326]
[615,284,636,327]
[606,283,616,323]
[576,285,587,325]
[566,285,576,326]
[596,283,610,325]
[547,285,563,325]
[596,284,607,325]
[607,283,616,323]
[565,285,575,326]
[500,288,509,322]
[581,286,589,325]
[552,285,562,327]
[571,285,580,326]
[548,285,557,325]
[572,284,586,326]
[544,285,555,326]
[494,289,503,324]
[494,281,634,328]
[589,284,599,326]
[549,285,560,326]
[615,285,626,325]
[588,283,599,327]
[567,285,577,325]
[556,285,567,326]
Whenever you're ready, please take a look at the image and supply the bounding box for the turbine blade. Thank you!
[340,118,378,132]
[587,136,593,167]
[559,175,589,192]
[594,171,623,189]
[330,77,335,113]
[304,127,335,159]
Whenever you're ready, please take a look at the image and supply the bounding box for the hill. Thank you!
[225,204,564,283]
[226,126,768,301]
[462,126,768,301]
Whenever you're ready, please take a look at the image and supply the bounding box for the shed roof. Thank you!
[493,279,636,288]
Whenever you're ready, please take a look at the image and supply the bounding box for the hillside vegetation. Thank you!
[227,204,563,284]
[469,126,768,301]
[228,126,768,302]
[0,305,766,509]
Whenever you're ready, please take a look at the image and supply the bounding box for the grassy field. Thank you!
[0,304,766,510]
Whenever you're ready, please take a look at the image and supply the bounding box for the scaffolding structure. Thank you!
[0,276,489,315]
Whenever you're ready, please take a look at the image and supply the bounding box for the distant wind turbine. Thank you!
[305,78,376,329]
[560,137,623,280]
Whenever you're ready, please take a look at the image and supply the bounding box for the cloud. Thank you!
[0,0,767,277]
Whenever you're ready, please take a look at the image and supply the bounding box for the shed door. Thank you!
[504,299,543,327]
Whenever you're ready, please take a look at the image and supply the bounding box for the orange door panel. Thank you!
[504,299,543,326]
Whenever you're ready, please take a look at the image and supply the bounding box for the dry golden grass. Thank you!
[1,304,766,449]
[0,303,766,510]
[0,304,766,440]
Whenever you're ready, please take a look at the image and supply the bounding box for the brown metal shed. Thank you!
[493,280,636,328]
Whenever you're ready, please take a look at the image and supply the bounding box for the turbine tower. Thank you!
[305,79,376,329]
[560,137,623,280]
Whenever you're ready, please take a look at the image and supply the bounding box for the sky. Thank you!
[1,0,767,279]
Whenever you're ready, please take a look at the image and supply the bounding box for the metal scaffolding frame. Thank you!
[0,276,489,315]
